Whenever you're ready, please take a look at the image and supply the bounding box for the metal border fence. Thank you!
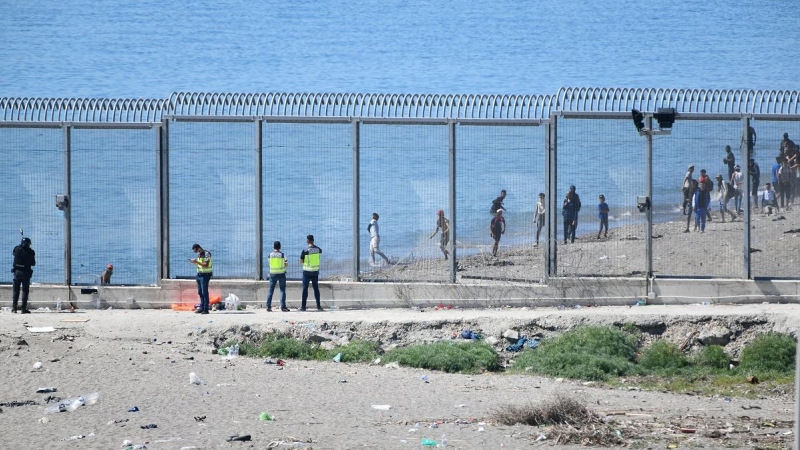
[2,88,799,285]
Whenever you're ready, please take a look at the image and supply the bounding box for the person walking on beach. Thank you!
[597,194,609,239]
[490,209,505,257]
[693,178,711,233]
[569,185,582,231]
[189,243,212,314]
[723,145,736,180]
[266,241,289,312]
[682,165,695,215]
[11,237,35,314]
[777,159,793,210]
[429,210,450,260]
[697,169,714,222]
[780,133,795,155]
[367,213,390,266]
[562,191,578,244]
[684,179,698,233]
[299,234,323,311]
[100,263,113,285]
[731,165,745,213]
[749,158,760,211]
[490,190,507,214]
[533,193,546,246]
[716,174,736,222]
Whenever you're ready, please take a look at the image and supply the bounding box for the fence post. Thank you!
[159,118,170,280]
[742,116,751,280]
[448,120,457,283]
[353,119,360,280]
[255,118,263,280]
[63,124,72,286]
[546,116,558,277]
[645,115,653,281]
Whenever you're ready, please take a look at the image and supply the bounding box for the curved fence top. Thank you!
[555,87,800,115]
[3,88,800,122]
[0,97,170,123]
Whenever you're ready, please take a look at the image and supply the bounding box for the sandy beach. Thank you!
[1,304,798,449]
[361,204,800,283]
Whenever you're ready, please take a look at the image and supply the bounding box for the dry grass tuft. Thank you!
[490,395,627,447]
[490,394,591,426]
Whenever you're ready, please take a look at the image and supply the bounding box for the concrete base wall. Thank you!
[1,277,798,310]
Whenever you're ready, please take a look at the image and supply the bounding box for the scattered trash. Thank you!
[505,336,540,352]
[223,293,241,311]
[32,362,43,370]
[746,375,759,384]
[421,436,438,446]
[333,353,342,363]
[189,372,203,385]
[140,423,158,429]
[194,416,206,422]
[258,412,274,421]
[128,406,140,412]
[64,435,85,440]
[536,433,547,441]
[384,361,400,369]
[634,299,647,306]
[38,417,48,424]
[598,255,609,260]
[680,428,696,434]
[478,426,485,432]
[27,327,56,333]
[338,379,347,383]
[460,329,483,340]
[421,375,429,383]
[0,400,36,407]
[371,405,391,410]
[36,387,57,393]
[723,397,731,402]
[226,434,251,442]
[43,393,100,414]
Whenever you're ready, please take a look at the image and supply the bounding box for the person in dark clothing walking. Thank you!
[11,237,35,314]
[490,190,507,214]
[562,191,578,244]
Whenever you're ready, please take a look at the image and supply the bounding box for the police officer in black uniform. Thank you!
[11,237,36,314]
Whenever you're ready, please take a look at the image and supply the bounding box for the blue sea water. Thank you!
[1,1,799,284]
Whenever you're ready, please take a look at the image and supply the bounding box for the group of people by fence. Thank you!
[681,132,799,233]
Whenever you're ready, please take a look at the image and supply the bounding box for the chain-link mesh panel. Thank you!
[653,118,743,278]
[358,124,449,282]
[261,122,352,281]
[555,118,645,277]
[749,118,800,279]
[0,127,64,284]
[168,121,255,278]
[455,124,545,282]
[71,128,158,285]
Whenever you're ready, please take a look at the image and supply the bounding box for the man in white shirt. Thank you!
[367,213,390,266]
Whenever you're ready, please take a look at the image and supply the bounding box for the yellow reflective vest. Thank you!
[269,251,286,274]
[196,251,213,273]
[302,246,321,272]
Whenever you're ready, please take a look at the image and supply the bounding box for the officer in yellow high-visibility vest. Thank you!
[299,234,322,311]
[266,241,289,312]
[189,243,213,314]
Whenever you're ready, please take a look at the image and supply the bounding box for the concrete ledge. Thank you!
[1,277,798,310]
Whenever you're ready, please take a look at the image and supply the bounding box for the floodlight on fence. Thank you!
[653,107,676,130]
[631,109,645,132]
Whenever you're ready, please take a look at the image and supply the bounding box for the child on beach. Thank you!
[533,193,545,246]
[597,194,609,239]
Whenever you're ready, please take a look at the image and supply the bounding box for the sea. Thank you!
[1,1,799,284]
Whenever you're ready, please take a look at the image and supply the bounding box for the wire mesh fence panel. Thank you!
[749,118,800,279]
[0,127,64,284]
[653,118,743,278]
[555,118,645,277]
[70,128,158,285]
[358,123,449,283]
[168,120,256,279]
[261,121,352,281]
[455,124,545,283]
